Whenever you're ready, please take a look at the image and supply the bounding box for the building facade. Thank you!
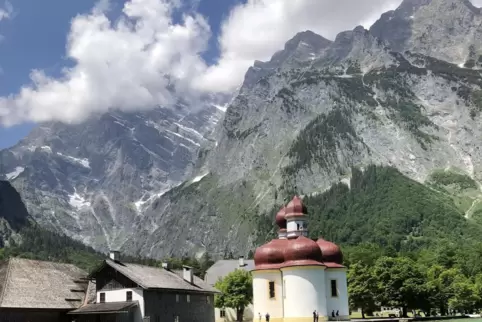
[252,196,349,322]
[205,257,255,322]
[69,253,219,322]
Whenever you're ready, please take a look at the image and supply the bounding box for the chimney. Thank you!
[161,262,169,270]
[183,266,194,284]
[238,256,245,267]
[109,250,120,261]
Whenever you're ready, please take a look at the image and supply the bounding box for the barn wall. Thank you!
[0,309,69,322]
[144,290,215,322]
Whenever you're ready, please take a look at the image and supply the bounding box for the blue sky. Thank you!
[0,0,241,149]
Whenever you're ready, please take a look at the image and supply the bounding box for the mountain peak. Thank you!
[370,0,482,64]
[284,30,332,52]
[243,30,332,89]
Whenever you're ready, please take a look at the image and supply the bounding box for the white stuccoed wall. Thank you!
[252,271,283,318]
[282,267,327,318]
[97,288,144,322]
[324,269,349,317]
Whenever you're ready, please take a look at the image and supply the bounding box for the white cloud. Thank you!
[0,0,211,126]
[0,1,12,22]
[2,0,480,126]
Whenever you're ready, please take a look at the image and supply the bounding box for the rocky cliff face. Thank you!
[122,0,482,258]
[0,99,225,252]
[370,0,482,67]
[1,0,482,258]
[0,181,30,247]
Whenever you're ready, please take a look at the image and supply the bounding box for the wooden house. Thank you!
[0,257,91,322]
[69,251,219,322]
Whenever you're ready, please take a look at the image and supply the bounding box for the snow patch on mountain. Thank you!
[6,167,24,180]
[69,192,91,210]
[57,152,90,168]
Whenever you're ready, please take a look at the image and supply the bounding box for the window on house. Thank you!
[268,281,275,299]
[100,292,106,303]
[176,294,180,303]
[126,291,133,301]
[187,294,191,303]
[207,296,210,304]
[220,309,226,318]
[331,280,338,297]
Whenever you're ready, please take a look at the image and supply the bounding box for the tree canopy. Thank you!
[214,269,253,322]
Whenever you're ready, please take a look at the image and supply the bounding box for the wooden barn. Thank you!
[0,257,92,322]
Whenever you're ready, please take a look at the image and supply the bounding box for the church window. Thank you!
[330,280,338,297]
[268,281,275,299]
[187,294,191,303]
[220,309,226,318]
[176,294,180,302]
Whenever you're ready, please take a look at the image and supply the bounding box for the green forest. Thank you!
[0,224,215,277]
[344,242,482,317]
[302,166,482,316]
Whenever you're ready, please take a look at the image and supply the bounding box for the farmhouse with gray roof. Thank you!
[0,257,90,322]
[69,251,219,322]
[204,257,255,322]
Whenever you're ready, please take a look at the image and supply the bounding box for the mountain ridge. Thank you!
[1,0,482,258]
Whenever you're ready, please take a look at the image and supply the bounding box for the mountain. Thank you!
[2,0,482,259]
[120,0,482,258]
[0,98,226,252]
[370,0,482,67]
[0,180,30,246]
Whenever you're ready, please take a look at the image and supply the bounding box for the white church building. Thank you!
[252,196,350,322]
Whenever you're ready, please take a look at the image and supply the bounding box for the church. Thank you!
[252,196,349,322]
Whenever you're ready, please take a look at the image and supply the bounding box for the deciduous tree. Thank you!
[214,269,253,322]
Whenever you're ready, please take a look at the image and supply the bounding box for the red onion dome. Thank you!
[282,236,324,267]
[316,238,343,264]
[275,207,287,229]
[285,196,307,219]
[254,239,287,269]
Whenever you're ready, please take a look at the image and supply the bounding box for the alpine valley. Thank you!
[2,0,482,259]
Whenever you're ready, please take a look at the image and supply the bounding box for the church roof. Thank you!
[0,257,88,310]
[317,238,344,264]
[285,196,308,219]
[275,206,287,229]
[253,196,345,270]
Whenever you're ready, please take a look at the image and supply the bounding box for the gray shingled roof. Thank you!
[204,260,255,286]
[69,301,138,315]
[97,259,218,293]
[0,257,88,309]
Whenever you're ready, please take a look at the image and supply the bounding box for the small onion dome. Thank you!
[282,236,324,267]
[316,238,343,264]
[254,239,287,269]
[275,207,287,229]
[284,196,307,219]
